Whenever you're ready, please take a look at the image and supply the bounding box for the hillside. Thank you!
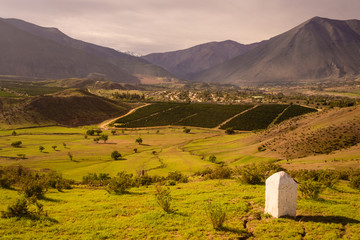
[255,105,360,164]
[195,17,360,85]
[0,89,130,128]
[143,40,260,80]
[1,18,174,83]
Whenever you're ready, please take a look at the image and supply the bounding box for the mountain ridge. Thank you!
[194,17,360,85]
[143,40,261,79]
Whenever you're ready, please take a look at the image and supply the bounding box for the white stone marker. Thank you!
[265,171,297,218]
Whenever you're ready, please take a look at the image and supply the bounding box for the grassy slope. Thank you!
[0,180,359,239]
[0,89,130,129]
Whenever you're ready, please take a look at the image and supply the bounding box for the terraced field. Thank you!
[114,103,316,130]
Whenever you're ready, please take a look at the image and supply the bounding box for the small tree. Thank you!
[39,146,45,152]
[100,134,108,143]
[225,128,235,135]
[111,151,122,160]
[209,155,217,163]
[63,143,67,148]
[111,130,116,135]
[86,129,95,136]
[94,129,103,136]
[11,141,22,148]
[183,127,191,134]
[155,184,172,213]
[52,146,57,151]
[136,137,143,145]
[93,137,100,143]
[11,130,17,136]
[133,148,138,153]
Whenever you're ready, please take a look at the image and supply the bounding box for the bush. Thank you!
[135,137,143,145]
[236,162,285,185]
[111,151,122,160]
[1,198,44,219]
[209,155,217,163]
[82,173,111,186]
[39,146,45,152]
[154,184,172,213]
[205,201,226,230]
[167,171,188,183]
[21,178,47,199]
[205,166,232,180]
[298,180,324,199]
[11,141,22,148]
[183,127,191,134]
[349,175,360,190]
[225,127,235,135]
[105,172,134,194]
[290,169,339,188]
[46,171,72,192]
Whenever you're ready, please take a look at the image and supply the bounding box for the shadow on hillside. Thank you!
[40,196,62,203]
[297,215,360,224]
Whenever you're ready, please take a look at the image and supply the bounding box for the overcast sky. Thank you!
[2,0,360,55]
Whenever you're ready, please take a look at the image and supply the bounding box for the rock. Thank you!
[265,171,297,218]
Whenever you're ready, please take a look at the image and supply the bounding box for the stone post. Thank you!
[265,171,297,218]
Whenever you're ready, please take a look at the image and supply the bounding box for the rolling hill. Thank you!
[0,18,174,83]
[143,40,261,80]
[0,89,130,128]
[194,17,360,85]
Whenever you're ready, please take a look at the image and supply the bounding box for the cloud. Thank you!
[2,0,360,54]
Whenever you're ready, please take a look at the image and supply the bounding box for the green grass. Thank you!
[0,127,220,180]
[0,180,359,239]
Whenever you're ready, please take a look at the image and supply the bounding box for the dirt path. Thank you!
[214,105,259,129]
[98,103,151,130]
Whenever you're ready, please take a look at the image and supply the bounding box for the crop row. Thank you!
[220,104,289,131]
[115,103,253,128]
[274,105,317,124]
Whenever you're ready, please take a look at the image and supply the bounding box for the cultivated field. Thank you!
[114,103,316,130]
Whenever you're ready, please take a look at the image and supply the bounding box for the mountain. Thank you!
[0,89,130,128]
[1,18,173,83]
[142,40,260,80]
[194,17,360,85]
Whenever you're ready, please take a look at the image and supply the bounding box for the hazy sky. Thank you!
[2,0,360,54]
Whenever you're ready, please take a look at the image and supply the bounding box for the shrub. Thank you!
[82,173,111,186]
[1,198,44,219]
[298,180,324,199]
[86,129,95,136]
[111,130,117,135]
[225,127,235,135]
[111,151,122,160]
[183,127,191,134]
[11,141,22,148]
[167,171,188,183]
[290,169,339,188]
[135,137,143,145]
[52,146,57,151]
[349,175,360,190]
[17,154,26,159]
[21,178,47,199]
[105,172,134,194]
[100,134,108,143]
[11,130,17,136]
[39,146,45,152]
[209,155,217,163]
[46,171,72,192]
[205,166,232,180]
[236,162,285,185]
[154,184,172,213]
[205,201,226,230]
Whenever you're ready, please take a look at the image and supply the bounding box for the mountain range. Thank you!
[1,17,360,86]
[144,17,360,86]
[193,17,360,85]
[142,40,261,80]
[0,18,172,83]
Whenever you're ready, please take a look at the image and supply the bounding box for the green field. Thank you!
[1,178,359,239]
